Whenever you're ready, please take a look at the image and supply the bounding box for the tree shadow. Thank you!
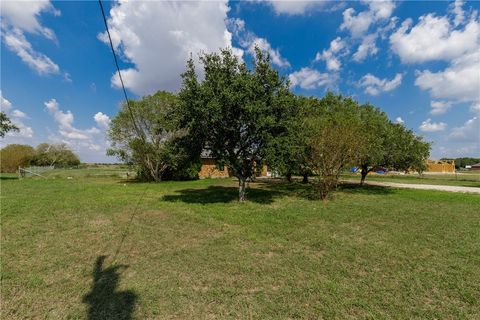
[161,185,284,204]
[0,175,18,180]
[338,182,394,195]
[83,256,137,320]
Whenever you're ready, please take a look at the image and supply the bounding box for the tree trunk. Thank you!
[302,173,308,184]
[286,172,292,183]
[238,176,246,202]
[360,167,368,186]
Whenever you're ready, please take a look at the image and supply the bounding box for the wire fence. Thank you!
[19,166,55,178]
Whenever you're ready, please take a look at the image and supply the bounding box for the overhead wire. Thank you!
[98,0,149,261]
[98,0,144,141]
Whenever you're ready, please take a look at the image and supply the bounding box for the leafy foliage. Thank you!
[0,112,19,138]
[356,104,431,184]
[107,91,195,181]
[33,143,80,167]
[0,144,35,172]
[304,93,364,199]
[179,48,294,201]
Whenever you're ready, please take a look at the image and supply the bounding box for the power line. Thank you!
[98,0,143,140]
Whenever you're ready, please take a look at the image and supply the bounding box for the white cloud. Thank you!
[450,0,466,27]
[99,1,238,95]
[229,18,289,68]
[1,28,60,75]
[471,102,480,114]
[340,0,395,38]
[430,101,453,115]
[315,37,347,71]
[0,0,61,76]
[11,109,27,119]
[44,98,111,161]
[390,10,479,63]
[449,116,479,142]
[0,92,33,139]
[1,91,13,111]
[288,67,333,90]
[261,0,326,15]
[419,118,447,132]
[0,0,59,39]
[352,33,379,61]
[44,99,100,142]
[94,112,111,130]
[415,51,480,105]
[359,73,402,96]
[394,117,404,124]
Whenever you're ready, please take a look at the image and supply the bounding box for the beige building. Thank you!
[426,159,455,173]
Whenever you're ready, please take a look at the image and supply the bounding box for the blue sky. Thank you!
[1,0,479,162]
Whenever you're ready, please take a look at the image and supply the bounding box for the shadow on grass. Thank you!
[159,178,395,204]
[83,256,137,320]
[0,176,18,180]
[162,185,286,204]
[339,182,394,195]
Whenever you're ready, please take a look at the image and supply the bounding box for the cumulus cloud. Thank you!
[419,118,447,132]
[430,101,453,115]
[318,1,395,67]
[315,37,347,71]
[0,91,33,139]
[43,98,112,161]
[359,73,402,96]
[449,116,479,142]
[390,5,479,63]
[288,67,333,90]
[94,112,111,130]
[352,34,379,61]
[0,0,59,39]
[340,0,395,39]
[261,0,328,15]
[394,117,404,124]
[229,18,289,67]
[99,1,239,95]
[1,28,60,75]
[450,0,466,27]
[0,0,61,76]
[415,51,480,106]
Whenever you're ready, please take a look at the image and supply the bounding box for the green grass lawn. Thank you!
[2,169,480,319]
[343,172,480,188]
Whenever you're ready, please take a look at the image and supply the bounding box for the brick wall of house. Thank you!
[198,158,269,178]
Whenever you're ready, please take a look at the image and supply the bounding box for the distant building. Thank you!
[471,163,480,171]
[426,159,455,173]
[198,151,269,178]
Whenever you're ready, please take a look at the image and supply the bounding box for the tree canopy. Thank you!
[0,144,35,172]
[179,48,295,201]
[107,91,195,181]
[34,143,80,167]
[0,112,19,138]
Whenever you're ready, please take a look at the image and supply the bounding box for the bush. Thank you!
[0,144,35,173]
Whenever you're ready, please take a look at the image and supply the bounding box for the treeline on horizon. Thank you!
[106,47,431,201]
[440,157,480,169]
[0,143,80,173]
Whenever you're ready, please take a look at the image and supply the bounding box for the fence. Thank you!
[18,166,54,178]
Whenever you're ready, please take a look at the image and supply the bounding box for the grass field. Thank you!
[343,172,480,188]
[2,168,480,319]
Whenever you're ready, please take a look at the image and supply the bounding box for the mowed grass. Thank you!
[1,169,480,319]
[343,172,480,188]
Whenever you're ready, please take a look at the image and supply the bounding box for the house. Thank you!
[198,151,269,178]
[471,163,480,171]
[425,159,455,173]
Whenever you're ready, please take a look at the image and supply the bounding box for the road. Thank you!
[349,180,480,194]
